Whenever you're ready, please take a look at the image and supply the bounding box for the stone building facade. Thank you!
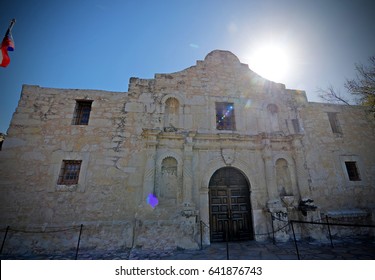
[0,50,374,254]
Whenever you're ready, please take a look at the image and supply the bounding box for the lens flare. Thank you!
[245,99,252,109]
[146,193,158,208]
[217,105,234,125]
[189,43,199,49]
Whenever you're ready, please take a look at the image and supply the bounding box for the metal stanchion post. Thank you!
[226,222,229,260]
[0,226,10,254]
[326,216,334,248]
[271,213,275,244]
[200,221,203,250]
[75,224,83,260]
[291,221,300,260]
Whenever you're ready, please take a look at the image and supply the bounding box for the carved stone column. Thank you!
[263,139,290,241]
[292,137,311,200]
[182,132,195,207]
[141,129,159,204]
[183,147,193,206]
[262,139,280,208]
[199,186,210,245]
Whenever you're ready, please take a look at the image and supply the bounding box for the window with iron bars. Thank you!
[72,100,93,125]
[58,160,82,185]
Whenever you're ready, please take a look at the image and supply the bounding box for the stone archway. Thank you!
[208,167,254,242]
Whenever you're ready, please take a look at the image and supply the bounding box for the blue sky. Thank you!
[1,0,374,133]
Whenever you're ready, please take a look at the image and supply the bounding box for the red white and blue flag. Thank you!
[1,20,15,68]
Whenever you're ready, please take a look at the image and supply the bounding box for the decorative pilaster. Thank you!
[141,129,159,205]
[262,140,291,241]
[292,137,312,200]
[182,132,195,206]
[262,139,280,209]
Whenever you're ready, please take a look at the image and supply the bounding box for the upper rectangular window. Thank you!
[327,112,342,134]
[57,160,82,185]
[344,161,361,181]
[72,100,93,125]
[292,119,301,133]
[216,102,236,131]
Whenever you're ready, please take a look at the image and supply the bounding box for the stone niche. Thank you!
[155,156,183,205]
[134,149,199,250]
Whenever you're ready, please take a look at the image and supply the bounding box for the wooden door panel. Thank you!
[209,168,253,242]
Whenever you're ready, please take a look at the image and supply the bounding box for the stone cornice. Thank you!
[142,129,304,152]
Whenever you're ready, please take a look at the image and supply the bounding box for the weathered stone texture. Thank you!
[0,50,374,254]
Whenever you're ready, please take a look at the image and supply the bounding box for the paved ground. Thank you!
[1,238,375,260]
[159,239,375,260]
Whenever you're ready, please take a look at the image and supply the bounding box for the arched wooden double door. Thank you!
[209,167,253,242]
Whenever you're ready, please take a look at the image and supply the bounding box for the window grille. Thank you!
[58,160,82,185]
[72,100,93,125]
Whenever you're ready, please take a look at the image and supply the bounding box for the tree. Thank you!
[318,56,375,112]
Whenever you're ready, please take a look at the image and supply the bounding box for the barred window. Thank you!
[345,161,361,181]
[72,100,93,125]
[216,102,236,130]
[58,160,82,185]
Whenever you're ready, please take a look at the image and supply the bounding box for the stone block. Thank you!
[125,102,145,112]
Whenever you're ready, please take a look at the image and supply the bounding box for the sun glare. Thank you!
[244,44,291,83]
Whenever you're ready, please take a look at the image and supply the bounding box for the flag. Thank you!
[1,20,15,68]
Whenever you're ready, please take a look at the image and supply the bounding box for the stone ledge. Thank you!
[326,209,369,218]
[56,184,78,192]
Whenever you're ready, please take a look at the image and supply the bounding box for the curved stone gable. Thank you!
[204,49,241,65]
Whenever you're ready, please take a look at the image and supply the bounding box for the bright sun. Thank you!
[245,44,291,83]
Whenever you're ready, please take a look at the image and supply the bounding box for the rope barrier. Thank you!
[1,216,373,258]
[0,226,81,234]
[254,221,291,236]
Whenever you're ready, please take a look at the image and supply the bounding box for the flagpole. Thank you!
[1,19,16,68]
[5,19,16,35]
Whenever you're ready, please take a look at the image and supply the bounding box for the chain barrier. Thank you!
[290,217,375,260]
[0,224,84,258]
[2,215,373,259]
[0,226,81,234]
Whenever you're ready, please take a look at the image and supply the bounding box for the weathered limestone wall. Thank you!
[301,103,375,207]
[300,103,375,235]
[0,50,374,254]
[0,86,142,251]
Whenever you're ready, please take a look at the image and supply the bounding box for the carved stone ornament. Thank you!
[221,148,235,165]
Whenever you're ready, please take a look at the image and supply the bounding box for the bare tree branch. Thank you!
[317,85,351,105]
[318,56,375,113]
